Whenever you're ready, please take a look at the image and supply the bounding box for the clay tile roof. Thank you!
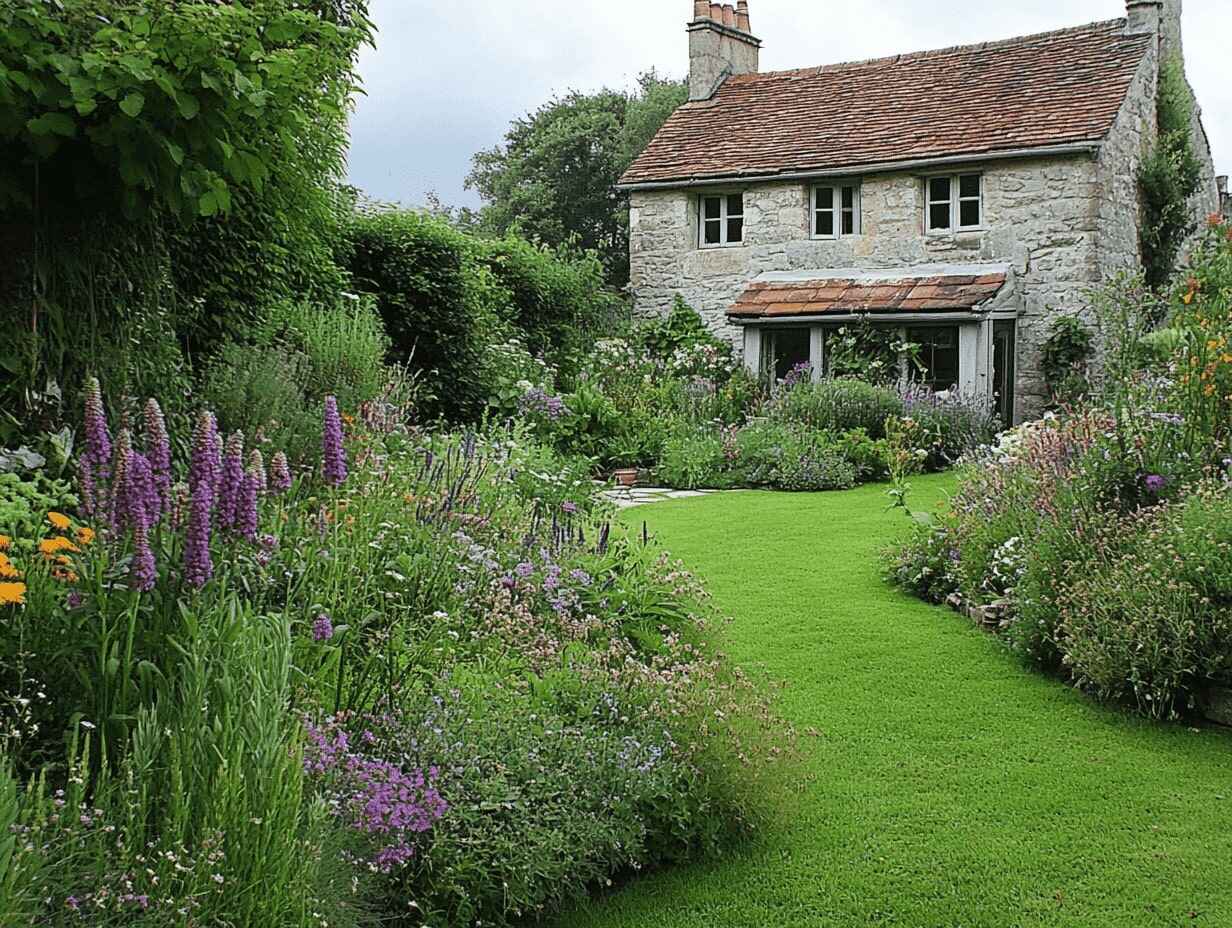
[728,267,1009,319]
[621,19,1150,187]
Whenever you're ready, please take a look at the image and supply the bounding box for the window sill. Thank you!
[698,242,747,250]
[925,227,988,238]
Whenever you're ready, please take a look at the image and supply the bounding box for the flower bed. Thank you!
[890,218,1232,720]
[0,376,793,926]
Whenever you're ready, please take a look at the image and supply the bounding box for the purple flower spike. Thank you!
[322,396,348,488]
[270,451,293,494]
[313,614,335,642]
[83,377,112,474]
[217,432,246,531]
[130,520,157,592]
[144,398,173,512]
[237,467,260,542]
[248,449,268,495]
[189,412,221,494]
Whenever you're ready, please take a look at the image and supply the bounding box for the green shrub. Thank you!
[345,208,508,421]
[766,378,904,439]
[657,425,734,490]
[1040,315,1094,405]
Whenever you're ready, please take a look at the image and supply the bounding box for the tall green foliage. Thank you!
[1139,57,1204,290]
[466,70,687,288]
[0,0,372,433]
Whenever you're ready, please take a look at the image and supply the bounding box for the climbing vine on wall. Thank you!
[1138,56,1204,290]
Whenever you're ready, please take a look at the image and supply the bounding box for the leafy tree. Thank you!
[466,70,686,289]
[1139,57,1205,290]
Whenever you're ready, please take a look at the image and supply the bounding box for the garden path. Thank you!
[555,475,1232,928]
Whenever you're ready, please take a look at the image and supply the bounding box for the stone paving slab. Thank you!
[602,487,721,509]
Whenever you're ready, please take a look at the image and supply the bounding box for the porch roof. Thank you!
[728,264,1011,320]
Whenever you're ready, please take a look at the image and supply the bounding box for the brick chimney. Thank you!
[1125,0,1183,61]
[689,1,760,101]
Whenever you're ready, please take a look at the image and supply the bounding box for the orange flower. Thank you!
[47,512,71,532]
[51,568,79,584]
[75,526,96,546]
[39,537,79,558]
[0,554,20,580]
[0,582,26,606]
[0,535,10,551]
[1208,212,1225,228]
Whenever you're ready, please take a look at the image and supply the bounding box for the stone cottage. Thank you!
[619,0,1220,422]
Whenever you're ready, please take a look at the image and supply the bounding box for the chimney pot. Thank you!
[709,3,723,22]
[1125,0,1163,36]
[722,4,736,28]
[736,0,751,32]
[693,0,709,21]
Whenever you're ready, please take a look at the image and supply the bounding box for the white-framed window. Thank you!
[699,193,745,248]
[812,182,861,238]
[925,173,983,233]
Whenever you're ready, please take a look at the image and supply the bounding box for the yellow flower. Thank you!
[0,582,26,606]
[39,537,79,558]
[47,512,71,531]
[75,526,96,546]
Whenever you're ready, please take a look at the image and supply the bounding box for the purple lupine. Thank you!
[189,412,221,493]
[322,396,348,487]
[312,614,335,642]
[118,451,160,531]
[248,449,268,495]
[270,451,293,494]
[130,519,157,592]
[143,399,173,513]
[217,432,246,530]
[184,413,219,590]
[83,377,112,475]
[237,466,260,542]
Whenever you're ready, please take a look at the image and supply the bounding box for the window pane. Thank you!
[704,220,722,244]
[703,197,721,220]
[929,177,951,203]
[929,203,951,230]
[727,217,743,242]
[909,327,960,392]
[841,210,855,235]
[769,328,811,383]
[815,186,834,209]
[959,174,981,198]
[815,210,834,237]
[727,194,744,217]
[959,199,981,227]
[841,186,854,209]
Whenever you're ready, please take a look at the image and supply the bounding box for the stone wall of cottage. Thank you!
[629,154,1106,419]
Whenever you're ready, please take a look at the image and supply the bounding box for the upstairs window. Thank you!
[926,173,983,233]
[813,182,861,238]
[700,193,744,247]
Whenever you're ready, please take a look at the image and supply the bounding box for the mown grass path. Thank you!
[556,475,1232,928]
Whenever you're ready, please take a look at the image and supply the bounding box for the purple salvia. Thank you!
[248,449,268,495]
[270,451,293,494]
[237,467,260,542]
[119,451,160,532]
[322,396,348,487]
[143,398,173,513]
[217,432,246,531]
[109,430,134,534]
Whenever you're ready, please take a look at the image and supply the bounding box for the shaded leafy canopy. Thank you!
[466,70,687,289]
[0,0,373,220]
[1139,56,1204,290]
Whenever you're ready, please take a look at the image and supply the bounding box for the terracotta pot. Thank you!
[612,468,639,488]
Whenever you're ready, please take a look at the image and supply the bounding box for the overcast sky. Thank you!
[346,0,1230,208]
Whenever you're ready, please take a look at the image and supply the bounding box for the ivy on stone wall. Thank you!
[1138,56,1204,290]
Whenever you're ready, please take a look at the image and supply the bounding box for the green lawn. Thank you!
[556,475,1232,928]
